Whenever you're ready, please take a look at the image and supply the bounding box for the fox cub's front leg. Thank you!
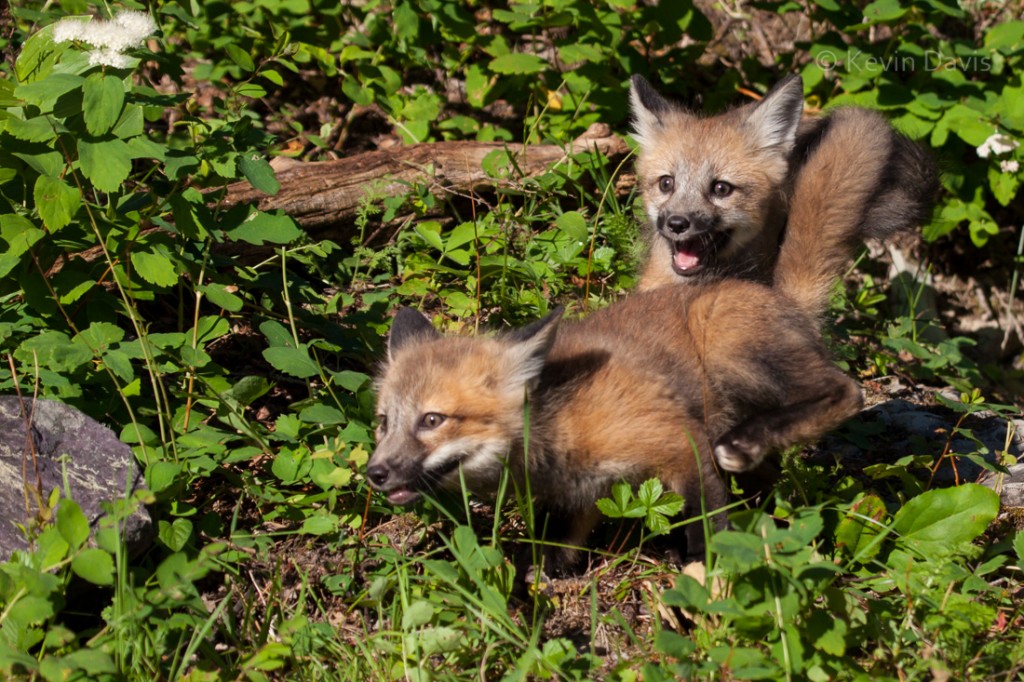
[713,370,862,473]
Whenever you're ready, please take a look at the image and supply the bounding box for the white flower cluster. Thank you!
[52,10,156,69]
[976,133,1020,173]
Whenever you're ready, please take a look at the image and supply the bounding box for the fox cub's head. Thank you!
[630,75,805,277]
[368,308,562,506]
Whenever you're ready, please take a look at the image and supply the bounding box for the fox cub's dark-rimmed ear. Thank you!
[629,75,674,148]
[502,306,564,393]
[744,75,804,152]
[388,307,440,358]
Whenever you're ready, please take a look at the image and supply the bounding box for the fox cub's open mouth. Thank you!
[665,231,730,276]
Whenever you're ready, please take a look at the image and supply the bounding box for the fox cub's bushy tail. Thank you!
[775,108,939,317]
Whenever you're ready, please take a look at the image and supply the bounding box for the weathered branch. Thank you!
[217,123,632,238]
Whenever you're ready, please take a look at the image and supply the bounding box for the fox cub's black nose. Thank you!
[665,215,691,234]
[367,463,390,487]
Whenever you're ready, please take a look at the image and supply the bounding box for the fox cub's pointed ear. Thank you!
[629,75,673,149]
[389,307,439,358]
[744,75,804,152]
[501,306,563,393]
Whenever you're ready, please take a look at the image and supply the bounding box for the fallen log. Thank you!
[217,123,632,238]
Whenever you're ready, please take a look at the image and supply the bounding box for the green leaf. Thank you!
[238,154,280,196]
[413,221,444,250]
[861,0,907,24]
[6,117,57,143]
[891,483,999,557]
[263,345,320,378]
[655,630,696,659]
[489,53,548,75]
[75,321,125,352]
[661,575,709,610]
[71,548,115,586]
[299,403,346,424]
[15,23,71,83]
[78,138,132,193]
[301,514,338,535]
[131,250,179,287]
[835,494,888,562]
[201,282,244,312]
[34,175,81,232]
[158,518,193,552]
[227,210,301,245]
[225,43,255,72]
[56,500,90,549]
[1014,530,1024,567]
[555,211,588,241]
[402,600,434,629]
[82,73,125,136]
[227,376,272,406]
[15,74,84,108]
[146,461,183,493]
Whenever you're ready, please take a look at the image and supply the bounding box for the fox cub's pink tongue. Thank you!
[674,244,702,271]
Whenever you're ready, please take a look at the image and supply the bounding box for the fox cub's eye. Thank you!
[419,413,446,429]
[658,175,674,194]
[376,415,388,433]
[711,180,733,198]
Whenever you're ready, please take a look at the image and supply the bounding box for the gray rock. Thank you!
[0,396,151,562]
[978,464,1024,507]
[825,398,1024,505]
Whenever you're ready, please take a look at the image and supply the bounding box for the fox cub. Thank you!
[630,75,938,291]
[370,284,861,571]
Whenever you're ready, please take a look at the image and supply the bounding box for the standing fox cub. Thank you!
[630,75,938,290]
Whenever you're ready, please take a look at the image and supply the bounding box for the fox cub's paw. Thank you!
[712,433,766,473]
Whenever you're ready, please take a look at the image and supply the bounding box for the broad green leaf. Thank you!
[131,250,179,287]
[225,43,255,72]
[301,514,338,535]
[56,500,90,549]
[17,330,92,372]
[661,575,709,610]
[227,210,301,245]
[34,175,81,232]
[15,74,84,108]
[6,117,57,143]
[555,211,588,241]
[102,350,134,382]
[112,103,145,139]
[489,53,548,75]
[263,345,320,378]
[1014,530,1024,567]
[201,282,244,311]
[146,461,182,493]
[984,20,1024,52]
[71,548,115,585]
[401,600,434,629]
[227,375,271,405]
[82,73,125,135]
[835,494,887,562]
[75,321,124,352]
[891,483,999,557]
[238,154,280,196]
[77,138,132,192]
[158,518,193,552]
[861,0,906,24]
[299,404,346,424]
[413,221,444,250]
[15,23,71,83]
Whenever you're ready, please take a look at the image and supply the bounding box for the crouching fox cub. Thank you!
[369,284,862,571]
[630,75,938,290]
